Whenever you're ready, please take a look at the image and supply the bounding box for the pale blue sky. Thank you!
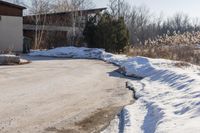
[94,0,200,18]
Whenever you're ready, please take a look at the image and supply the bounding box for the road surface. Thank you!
[0,56,132,133]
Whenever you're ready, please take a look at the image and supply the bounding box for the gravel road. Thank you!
[0,56,132,133]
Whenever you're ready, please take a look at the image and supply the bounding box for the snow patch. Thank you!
[30,47,104,59]
[0,54,20,65]
[29,47,200,133]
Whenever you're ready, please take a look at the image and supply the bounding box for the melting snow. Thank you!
[30,47,200,133]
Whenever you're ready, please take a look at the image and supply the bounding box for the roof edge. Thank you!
[24,7,107,17]
[0,0,26,9]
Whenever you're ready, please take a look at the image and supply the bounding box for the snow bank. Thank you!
[30,47,200,133]
[30,47,129,65]
[122,75,200,133]
[105,57,200,133]
[30,47,105,59]
[0,54,20,65]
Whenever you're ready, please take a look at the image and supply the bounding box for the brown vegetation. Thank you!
[144,32,200,46]
[127,32,200,65]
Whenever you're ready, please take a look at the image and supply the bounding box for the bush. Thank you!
[83,12,129,53]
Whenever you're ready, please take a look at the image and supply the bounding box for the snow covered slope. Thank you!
[30,47,200,133]
[103,57,200,133]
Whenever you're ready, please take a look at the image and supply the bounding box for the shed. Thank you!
[0,0,26,53]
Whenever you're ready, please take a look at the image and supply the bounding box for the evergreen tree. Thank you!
[115,17,129,52]
[83,16,97,48]
[83,12,129,53]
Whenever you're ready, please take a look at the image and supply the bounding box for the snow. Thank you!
[104,57,200,133]
[0,54,17,58]
[29,47,104,59]
[0,54,20,64]
[30,47,200,133]
[196,44,200,48]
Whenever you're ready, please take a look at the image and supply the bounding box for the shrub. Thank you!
[83,12,129,53]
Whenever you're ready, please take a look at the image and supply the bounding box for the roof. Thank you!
[0,0,26,9]
[25,7,107,17]
[53,7,107,15]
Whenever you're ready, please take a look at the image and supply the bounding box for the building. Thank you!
[0,0,26,53]
[23,8,106,49]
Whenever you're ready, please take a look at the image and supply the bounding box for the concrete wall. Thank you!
[0,15,23,52]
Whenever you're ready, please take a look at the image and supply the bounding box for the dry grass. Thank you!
[128,45,200,65]
[127,32,200,65]
[144,31,200,46]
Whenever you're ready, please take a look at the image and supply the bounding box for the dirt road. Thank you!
[0,57,132,133]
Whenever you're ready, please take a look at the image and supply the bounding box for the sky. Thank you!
[94,0,200,18]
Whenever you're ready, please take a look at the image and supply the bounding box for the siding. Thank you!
[0,16,23,52]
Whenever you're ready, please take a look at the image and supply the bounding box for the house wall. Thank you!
[0,4,23,16]
[23,8,106,49]
[0,15,23,52]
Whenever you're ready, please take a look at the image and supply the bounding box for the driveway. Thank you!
[0,56,132,133]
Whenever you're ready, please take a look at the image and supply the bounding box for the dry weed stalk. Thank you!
[127,32,200,65]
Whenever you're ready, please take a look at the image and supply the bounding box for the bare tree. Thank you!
[51,0,71,12]
[108,0,131,22]
[108,0,118,17]
[70,0,93,10]
[52,0,94,12]
[52,0,94,45]
[70,0,94,44]
[29,0,52,49]
[192,17,200,31]
[171,13,190,32]
[128,5,152,45]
